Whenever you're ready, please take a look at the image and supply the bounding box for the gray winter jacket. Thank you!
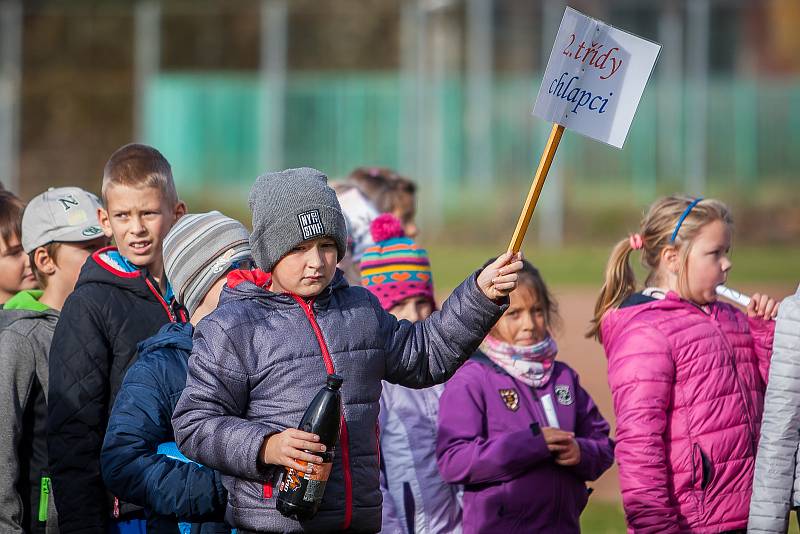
[749,286,800,533]
[0,296,60,534]
[172,269,506,533]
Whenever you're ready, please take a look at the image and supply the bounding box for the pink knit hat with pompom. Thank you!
[359,213,434,311]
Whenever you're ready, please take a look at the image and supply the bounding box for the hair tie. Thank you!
[670,197,703,243]
[629,233,644,250]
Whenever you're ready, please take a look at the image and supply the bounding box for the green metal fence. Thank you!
[145,72,799,203]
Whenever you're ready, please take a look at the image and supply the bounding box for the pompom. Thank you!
[370,213,405,242]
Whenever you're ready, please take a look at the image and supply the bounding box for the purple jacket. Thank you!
[436,353,614,534]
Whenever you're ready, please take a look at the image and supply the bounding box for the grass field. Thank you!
[581,501,800,533]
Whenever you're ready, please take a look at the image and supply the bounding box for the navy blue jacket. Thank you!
[101,322,229,533]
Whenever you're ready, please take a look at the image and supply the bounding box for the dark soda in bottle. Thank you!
[276,373,343,520]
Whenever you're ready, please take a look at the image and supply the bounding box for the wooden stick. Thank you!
[507,123,565,253]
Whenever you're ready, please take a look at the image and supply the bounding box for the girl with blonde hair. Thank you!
[591,195,778,533]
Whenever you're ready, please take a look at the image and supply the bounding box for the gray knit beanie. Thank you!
[248,167,347,271]
[163,211,252,317]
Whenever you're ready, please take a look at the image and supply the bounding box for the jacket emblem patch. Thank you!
[499,389,519,411]
[555,384,573,405]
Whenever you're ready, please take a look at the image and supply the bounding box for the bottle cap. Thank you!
[326,374,343,390]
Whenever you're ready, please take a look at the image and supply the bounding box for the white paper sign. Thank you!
[532,7,661,149]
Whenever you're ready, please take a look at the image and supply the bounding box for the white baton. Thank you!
[715,285,751,307]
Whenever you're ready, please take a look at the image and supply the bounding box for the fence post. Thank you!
[260,0,288,172]
[0,0,22,194]
[134,1,160,143]
[685,0,710,195]
[466,0,493,189]
[537,0,565,247]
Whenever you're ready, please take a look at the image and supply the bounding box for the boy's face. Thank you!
[389,295,433,323]
[270,237,338,298]
[0,234,37,302]
[44,238,109,292]
[98,184,185,274]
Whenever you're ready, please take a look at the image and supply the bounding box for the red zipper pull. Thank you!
[113,496,120,519]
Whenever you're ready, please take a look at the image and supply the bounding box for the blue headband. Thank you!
[670,197,703,243]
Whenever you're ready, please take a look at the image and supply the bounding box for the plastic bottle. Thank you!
[276,373,343,520]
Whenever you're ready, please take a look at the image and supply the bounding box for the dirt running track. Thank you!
[542,283,797,503]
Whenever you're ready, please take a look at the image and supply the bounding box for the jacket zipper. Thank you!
[712,319,758,453]
[109,277,175,518]
[144,277,177,322]
[694,306,758,453]
[291,295,353,531]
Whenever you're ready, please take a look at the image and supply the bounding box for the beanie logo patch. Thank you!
[210,249,236,274]
[298,210,325,240]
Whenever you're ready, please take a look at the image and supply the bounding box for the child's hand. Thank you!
[541,427,574,452]
[477,252,524,301]
[554,438,581,466]
[747,293,779,320]
[542,427,581,466]
[259,429,326,473]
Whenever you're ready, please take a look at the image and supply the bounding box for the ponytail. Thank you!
[586,195,733,342]
[586,237,637,340]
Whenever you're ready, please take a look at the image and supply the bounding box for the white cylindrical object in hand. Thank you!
[715,285,751,307]
[540,394,561,429]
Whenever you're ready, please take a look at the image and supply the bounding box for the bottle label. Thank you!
[280,467,303,493]
[280,459,333,495]
[303,461,333,502]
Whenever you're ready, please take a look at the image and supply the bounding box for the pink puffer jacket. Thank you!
[602,292,774,533]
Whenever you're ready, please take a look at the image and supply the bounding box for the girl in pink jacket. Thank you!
[589,195,778,533]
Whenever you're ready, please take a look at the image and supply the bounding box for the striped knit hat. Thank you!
[163,211,252,317]
[360,213,434,311]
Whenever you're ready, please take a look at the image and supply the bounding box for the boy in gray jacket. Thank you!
[0,187,108,533]
[172,167,522,533]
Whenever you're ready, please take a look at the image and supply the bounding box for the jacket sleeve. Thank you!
[381,272,507,388]
[100,361,226,522]
[436,364,551,485]
[47,291,111,533]
[606,323,681,533]
[172,318,280,480]
[0,329,36,534]
[748,290,800,534]
[568,373,615,482]
[747,313,776,386]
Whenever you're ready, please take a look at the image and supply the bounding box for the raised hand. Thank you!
[747,293,779,321]
[477,252,524,301]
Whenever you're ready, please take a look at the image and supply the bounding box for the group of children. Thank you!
[0,146,796,534]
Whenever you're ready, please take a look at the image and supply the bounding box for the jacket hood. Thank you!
[0,290,59,330]
[137,322,194,356]
[219,268,349,308]
[600,290,730,352]
[76,246,171,302]
[4,289,50,313]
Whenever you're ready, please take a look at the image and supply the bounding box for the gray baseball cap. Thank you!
[22,187,105,253]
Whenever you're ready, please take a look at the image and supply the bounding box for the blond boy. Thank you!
[47,144,186,532]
